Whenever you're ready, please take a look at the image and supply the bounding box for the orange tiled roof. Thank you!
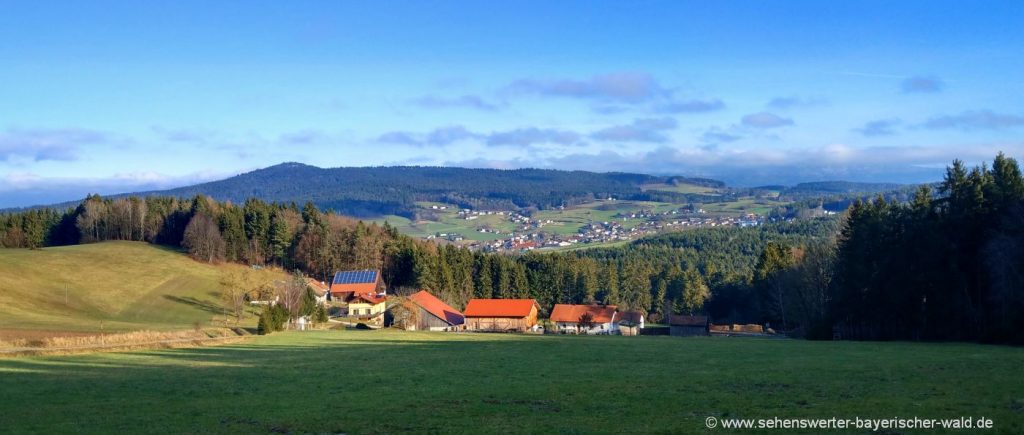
[464,299,538,318]
[349,292,386,305]
[549,304,618,323]
[307,278,330,296]
[408,290,464,325]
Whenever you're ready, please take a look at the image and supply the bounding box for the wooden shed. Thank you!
[669,315,709,337]
[464,299,540,332]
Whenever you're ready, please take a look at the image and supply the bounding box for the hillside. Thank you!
[0,242,288,336]
[118,163,721,218]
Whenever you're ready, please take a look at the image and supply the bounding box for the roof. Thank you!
[306,278,330,296]
[549,304,618,323]
[349,292,386,305]
[330,269,380,295]
[464,299,539,318]
[669,315,709,326]
[617,310,646,324]
[408,290,464,326]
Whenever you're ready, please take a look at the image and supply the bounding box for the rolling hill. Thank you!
[114,163,724,218]
[0,242,289,336]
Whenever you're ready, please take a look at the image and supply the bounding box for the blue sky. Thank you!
[2,1,1023,207]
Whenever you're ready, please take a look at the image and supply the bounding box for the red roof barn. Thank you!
[464,299,540,332]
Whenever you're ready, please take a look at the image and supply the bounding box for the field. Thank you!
[0,242,288,337]
[1,331,1021,434]
[641,182,722,195]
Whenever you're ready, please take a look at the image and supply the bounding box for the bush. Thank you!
[258,304,291,335]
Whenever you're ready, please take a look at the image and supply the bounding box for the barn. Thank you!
[670,315,709,337]
[390,290,465,331]
[464,299,540,332]
[549,304,618,334]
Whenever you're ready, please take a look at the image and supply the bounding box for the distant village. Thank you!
[423,204,765,253]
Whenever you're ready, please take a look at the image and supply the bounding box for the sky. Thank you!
[2,0,1023,207]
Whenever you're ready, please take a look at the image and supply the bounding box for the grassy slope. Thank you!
[0,242,288,333]
[1,331,1021,434]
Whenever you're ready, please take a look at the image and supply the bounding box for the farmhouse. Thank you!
[464,298,540,332]
[670,315,709,337]
[389,290,465,331]
[549,304,618,334]
[347,291,387,323]
[330,269,387,324]
[329,269,384,301]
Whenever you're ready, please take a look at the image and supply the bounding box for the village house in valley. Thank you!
[549,304,619,334]
[464,298,540,332]
[388,290,465,331]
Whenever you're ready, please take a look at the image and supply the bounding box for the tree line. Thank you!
[750,153,1024,344]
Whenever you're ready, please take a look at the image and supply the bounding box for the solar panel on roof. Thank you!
[332,269,378,285]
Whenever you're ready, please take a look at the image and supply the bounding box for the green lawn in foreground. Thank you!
[1,331,1021,434]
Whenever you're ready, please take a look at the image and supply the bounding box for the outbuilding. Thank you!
[389,290,465,331]
[669,315,709,337]
[464,299,540,332]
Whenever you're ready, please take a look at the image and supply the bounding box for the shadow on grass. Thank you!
[162,295,226,315]
[0,332,1022,434]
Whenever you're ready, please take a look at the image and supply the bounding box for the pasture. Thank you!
[0,242,288,337]
[1,331,1021,434]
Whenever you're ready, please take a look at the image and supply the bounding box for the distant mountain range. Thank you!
[10,163,911,217]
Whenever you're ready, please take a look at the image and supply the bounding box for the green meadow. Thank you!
[2,331,1021,434]
[0,242,288,336]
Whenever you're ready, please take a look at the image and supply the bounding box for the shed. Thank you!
[464,299,540,332]
[617,310,646,336]
[393,290,465,331]
[669,315,709,337]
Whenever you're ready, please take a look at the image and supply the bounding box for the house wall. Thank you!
[466,316,528,332]
[348,301,386,318]
[670,325,708,337]
[555,321,617,334]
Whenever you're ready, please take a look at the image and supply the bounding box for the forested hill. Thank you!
[783,181,906,194]
[120,163,721,218]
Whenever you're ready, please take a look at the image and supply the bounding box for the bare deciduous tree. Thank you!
[220,270,248,323]
[183,214,225,263]
[279,272,308,327]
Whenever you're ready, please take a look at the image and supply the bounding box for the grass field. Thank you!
[642,182,722,195]
[0,242,288,336]
[1,331,1021,434]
